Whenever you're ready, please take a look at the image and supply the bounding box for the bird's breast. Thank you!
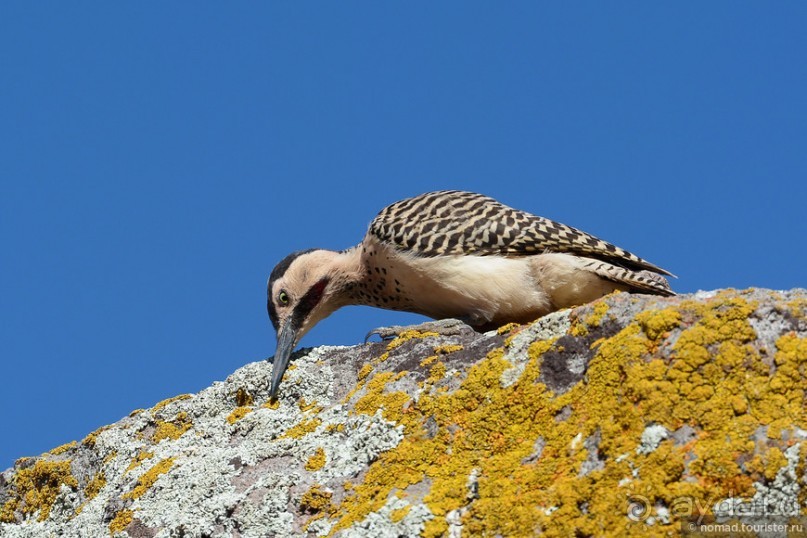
[355,238,552,326]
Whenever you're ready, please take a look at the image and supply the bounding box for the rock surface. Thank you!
[1,288,806,537]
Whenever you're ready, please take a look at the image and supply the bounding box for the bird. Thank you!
[266,190,674,398]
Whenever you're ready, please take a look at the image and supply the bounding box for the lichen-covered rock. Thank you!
[1,288,805,537]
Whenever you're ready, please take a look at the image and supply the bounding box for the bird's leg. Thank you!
[365,318,478,342]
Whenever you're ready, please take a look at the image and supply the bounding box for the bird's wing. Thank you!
[367,190,673,276]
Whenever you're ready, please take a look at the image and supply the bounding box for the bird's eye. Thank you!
[278,290,289,305]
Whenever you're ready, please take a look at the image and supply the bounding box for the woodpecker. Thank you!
[266,190,674,398]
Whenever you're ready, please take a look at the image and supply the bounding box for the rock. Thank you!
[1,288,805,537]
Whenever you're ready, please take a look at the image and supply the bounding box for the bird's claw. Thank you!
[365,318,475,343]
[365,324,411,342]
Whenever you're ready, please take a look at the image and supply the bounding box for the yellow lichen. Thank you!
[763,333,806,439]
[366,330,438,369]
[787,297,807,321]
[775,332,807,367]
[503,333,521,348]
[226,406,253,424]
[299,398,322,413]
[587,300,610,327]
[421,345,464,368]
[527,339,554,362]
[385,330,439,350]
[389,504,411,522]
[281,418,323,439]
[262,399,280,410]
[497,323,520,335]
[152,394,191,413]
[152,411,192,442]
[342,373,370,404]
[369,351,391,368]
[331,346,522,533]
[2,460,78,522]
[570,300,611,337]
[300,484,334,514]
[48,441,77,456]
[234,387,254,407]
[635,308,682,340]
[108,508,134,534]
[81,425,110,448]
[763,447,788,481]
[125,451,154,473]
[0,498,18,523]
[326,292,803,535]
[123,457,175,500]
[434,344,464,354]
[357,364,374,381]
[305,447,327,471]
[427,361,447,384]
[569,321,588,337]
[84,471,106,500]
[353,372,412,425]
[326,423,345,433]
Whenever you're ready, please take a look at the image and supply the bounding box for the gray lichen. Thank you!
[1,288,805,537]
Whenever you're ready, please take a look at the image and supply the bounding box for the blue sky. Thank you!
[1,3,805,470]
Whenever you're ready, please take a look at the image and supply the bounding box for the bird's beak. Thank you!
[269,319,298,400]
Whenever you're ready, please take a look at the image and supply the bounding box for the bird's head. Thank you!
[266,248,350,399]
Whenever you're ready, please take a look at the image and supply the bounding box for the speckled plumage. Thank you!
[265,190,674,398]
[367,190,672,295]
